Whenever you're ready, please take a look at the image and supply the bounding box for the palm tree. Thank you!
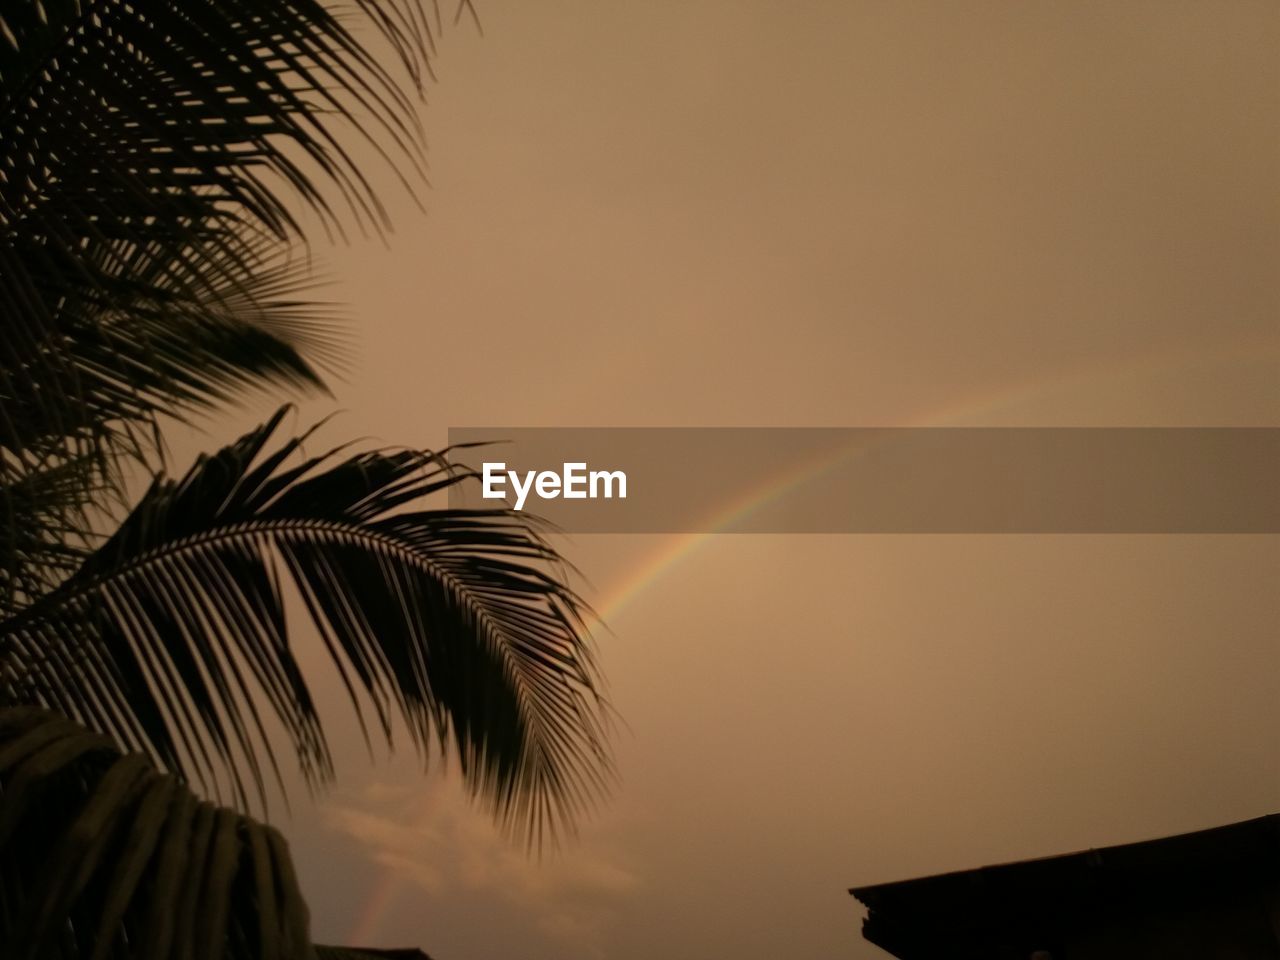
[0,2,609,957]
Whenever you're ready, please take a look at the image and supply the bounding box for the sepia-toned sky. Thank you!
[167,2,1278,957]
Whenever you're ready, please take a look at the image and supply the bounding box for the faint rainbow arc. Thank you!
[346,331,1276,943]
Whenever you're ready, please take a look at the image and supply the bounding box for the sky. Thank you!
[166,2,1278,957]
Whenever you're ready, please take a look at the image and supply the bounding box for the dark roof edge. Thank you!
[848,812,1280,905]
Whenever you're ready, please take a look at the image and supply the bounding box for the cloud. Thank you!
[323,776,640,955]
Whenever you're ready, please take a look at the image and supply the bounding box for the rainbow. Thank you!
[344,331,1276,943]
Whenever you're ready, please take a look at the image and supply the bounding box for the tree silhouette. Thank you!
[0,2,608,956]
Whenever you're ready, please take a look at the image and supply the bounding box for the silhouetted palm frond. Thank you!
[0,3,566,957]
[0,707,315,960]
[0,0,459,605]
[2,406,610,844]
[0,452,102,612]
[0,231,350,614]
[0,0,439,438]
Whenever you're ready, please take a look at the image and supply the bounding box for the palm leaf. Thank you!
[0,706,315,960]
[0,450,102,616]
[0,0,447,318]
[1,407,610,843]
[0,234,346,617]
[0,0,440,440]
[0,0,461,584]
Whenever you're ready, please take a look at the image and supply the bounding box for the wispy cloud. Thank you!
[325,777,640,956]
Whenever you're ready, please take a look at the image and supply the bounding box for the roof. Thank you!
[849,814,1280,959]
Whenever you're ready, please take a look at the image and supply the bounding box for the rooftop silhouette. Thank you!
[851,815,1280,959]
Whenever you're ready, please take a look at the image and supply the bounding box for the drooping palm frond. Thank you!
[0,0,446,438]
[0,0,462,589]
[0,231,350,616]
[9,233,344,450]
[0,0,445,273]
[0,707,315,960]
[0,0,447,299]
[0,450,102,616]
[1,406,610,843]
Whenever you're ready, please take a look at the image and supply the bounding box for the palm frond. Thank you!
[0,707,315,960]
[1,407,611,844]
[0,451,101,616]
[3,234,343,449]
[0,0,434,428]
[0,0,457,567]
[0,233,349,615]
[0,0,442,251]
